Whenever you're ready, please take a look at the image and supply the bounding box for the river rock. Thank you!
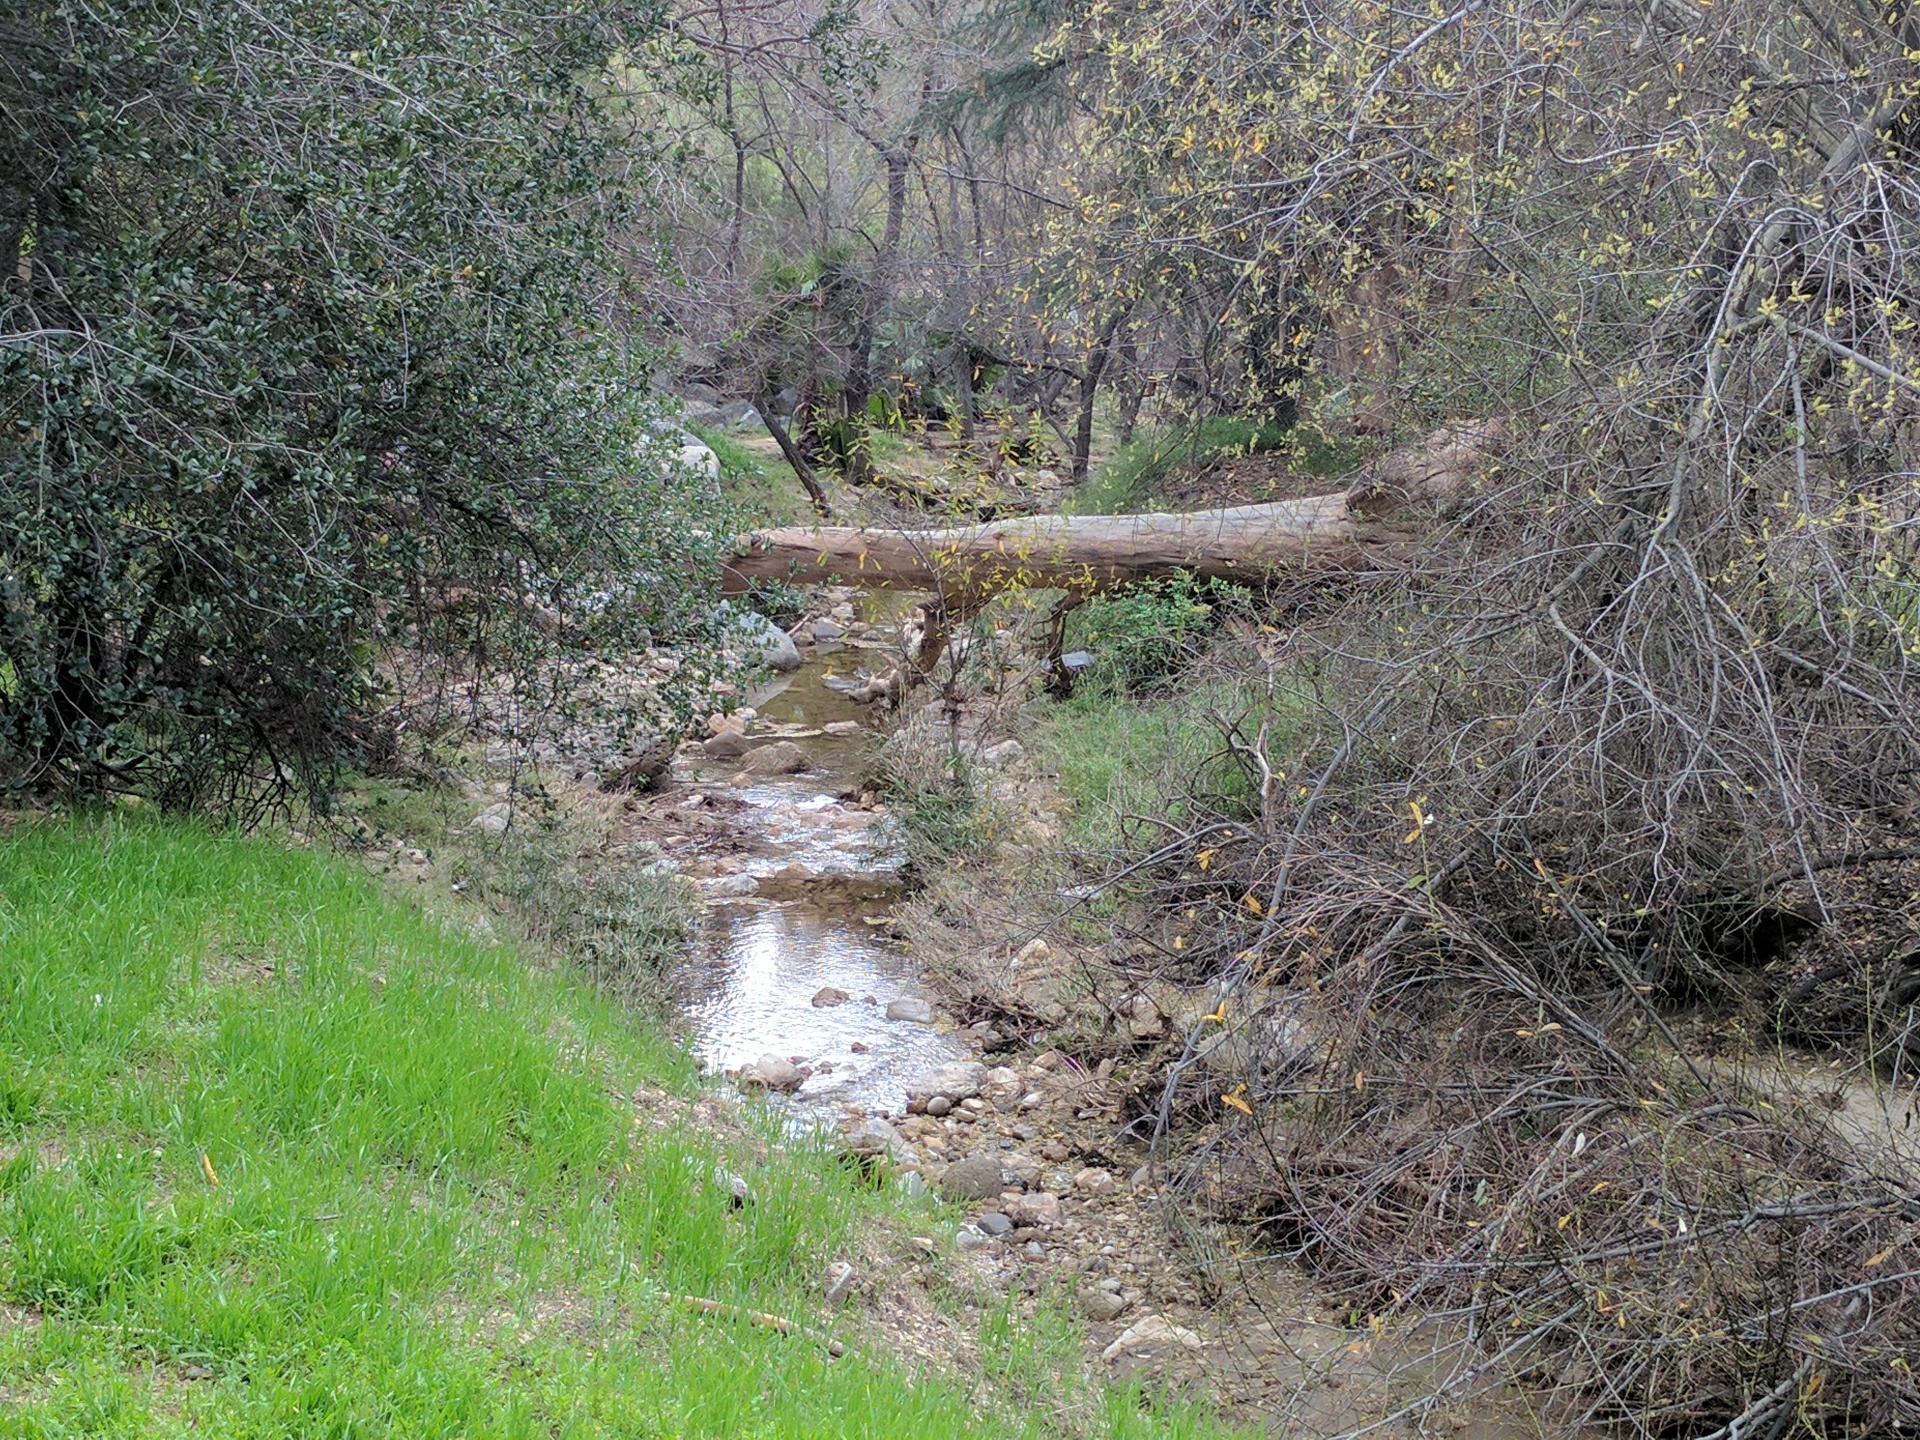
[813,618,846,641]
[1009,1191,1061,1228]
[812,986,850,1008]
[839,1116,903,1159]
[937,1153,1003,1201]
[738,740,811,775]
[885,997,935,1024]
[729,609,803,672]
[912,1061,986,1104]
[703,730,758,760]
[1101,1316,1203,1363]
[926,1096,952,1117]
[823,720,863,736]
[739,1054,805,1092]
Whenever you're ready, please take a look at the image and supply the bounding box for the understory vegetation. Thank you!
[0,819,1238,1440]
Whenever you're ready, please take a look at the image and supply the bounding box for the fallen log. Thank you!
[721,421,1508,604]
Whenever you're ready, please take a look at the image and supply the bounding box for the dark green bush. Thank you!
[0,1,717,810]
[1067,573,1246,694]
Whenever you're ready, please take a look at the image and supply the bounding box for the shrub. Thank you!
[0,1,718,811]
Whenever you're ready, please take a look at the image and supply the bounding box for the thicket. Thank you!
[0,1,722,813]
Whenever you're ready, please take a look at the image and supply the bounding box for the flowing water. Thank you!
[674,650,970,1123]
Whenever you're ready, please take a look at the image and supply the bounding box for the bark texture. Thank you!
[722,421,1508,603]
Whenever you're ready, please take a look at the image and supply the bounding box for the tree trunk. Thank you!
[1071,306,1131,483]
[840,146,910,487]
[723,422,1507,604]
[755,388,833,518]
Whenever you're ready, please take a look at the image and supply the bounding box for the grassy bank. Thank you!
[0,819,1236,1438]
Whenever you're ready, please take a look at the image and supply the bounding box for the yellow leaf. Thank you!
[1203,1002,1228,1025]
[201,1151,220,1188]
[1244,893,1264,915]
[1220,1092,1254,1116]
[1196,848,1218,871]
[1354,1070,1366,1091]
[1557,1213,1573,1230]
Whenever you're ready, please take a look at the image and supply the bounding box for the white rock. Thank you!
[886,998,936,1025]
[1101,1316,1204,1363]
[912,1061,986,1102]
[981,739,1026,766]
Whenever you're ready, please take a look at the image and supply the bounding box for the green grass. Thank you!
[0,818,1242,1438]
[1035,685,1267,851]
[686,420,810,529]
[1067,417,1363,516]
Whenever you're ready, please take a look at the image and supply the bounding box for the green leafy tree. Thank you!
[1,0,717,810]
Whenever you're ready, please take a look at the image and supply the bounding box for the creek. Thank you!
[673,648,970,1124]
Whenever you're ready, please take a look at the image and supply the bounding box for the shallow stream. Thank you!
[674,651,969,1123]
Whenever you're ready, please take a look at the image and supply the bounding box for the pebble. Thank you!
[975,1210,1013,1237]
[1022,1240,1047,1260]
[926,1096,952,1117]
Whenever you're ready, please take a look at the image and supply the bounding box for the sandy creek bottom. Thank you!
[672,653,970,1125]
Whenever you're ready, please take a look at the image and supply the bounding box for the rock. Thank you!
[975,1210,1014,1237]
[912,1061,986,1103]
[839,1116,903,1159]
[473,803,513,835]
[812,986,851,1008]
[1013,937,1051,969]
[702,730,758,760]
[1130,1165,1154,1191]
[1074,1167,1117,1195]
[742,1054,805,1092]
[926,1096,952,1117]
[600,738,674,792]
[1009,1191,1061,1228]
[813,618,846,641]
[725,608,803,673]
[1101,1316,1204,1363]
[1127,993,1166,1039]
[1022,1240,1047,1260]
[984,1066,1021,1094]
[823,720,864,737]
[937,1152,1004,1201]
[738,740,811,775]
[981,739,1026,766]
[824,1261,858,1308]
[713,1165,753,1207]
[886,998,935,1025]
[1082,1289,1131,1322]
[956,1225,991,1252]
[703,873,760,898]
[898,1171,928,1198]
